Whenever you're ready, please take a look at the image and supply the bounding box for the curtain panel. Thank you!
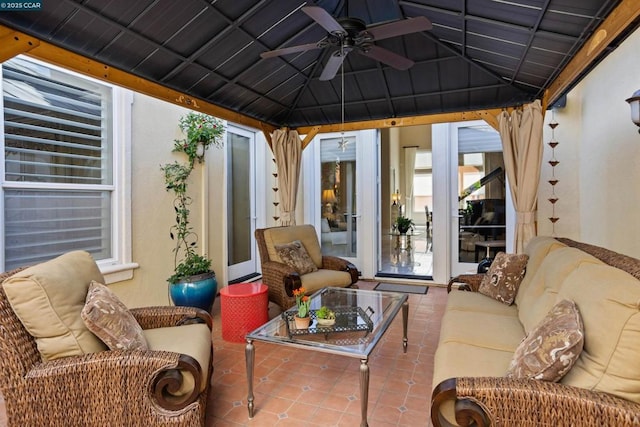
[272,128,302,226]
[497,100,544,253]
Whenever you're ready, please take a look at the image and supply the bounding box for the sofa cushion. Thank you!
[81,281,148,351]
[300,269,352,294]
[517,247,600,334]
[2,251,108,361]
[478,252,528,305]
[275,240,318,275]
[507,299,583,382]
[557,262,640,404]
[263,225,323,268]
[515,236,566,307]
[143,323,211,396]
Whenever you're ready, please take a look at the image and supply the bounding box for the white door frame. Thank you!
[432,121,515,283]
[226,125,259,280]
[302,130,377,278]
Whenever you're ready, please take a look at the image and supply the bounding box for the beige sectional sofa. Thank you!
[431,236,640,426]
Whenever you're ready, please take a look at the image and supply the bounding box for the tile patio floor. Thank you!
[0,281,448,427]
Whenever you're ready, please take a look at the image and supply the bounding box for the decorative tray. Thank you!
[283,306,374,338]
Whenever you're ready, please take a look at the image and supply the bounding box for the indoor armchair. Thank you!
[256,224,359,310]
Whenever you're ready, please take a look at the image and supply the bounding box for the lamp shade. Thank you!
[321,189,337,204]
[626,89,640,132]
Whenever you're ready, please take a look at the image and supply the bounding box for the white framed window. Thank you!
[0,56,136,282]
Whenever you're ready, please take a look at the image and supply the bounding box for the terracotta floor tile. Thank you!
[0,281,447,426]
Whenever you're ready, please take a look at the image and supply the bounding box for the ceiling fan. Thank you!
[260,6,432,81]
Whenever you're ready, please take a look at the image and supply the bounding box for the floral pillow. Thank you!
[275,240,318,275]
[478,252,529,305]
[81,281,148,351]
[507,299,584,382]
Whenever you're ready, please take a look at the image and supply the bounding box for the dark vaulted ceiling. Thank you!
[0,0,638,129]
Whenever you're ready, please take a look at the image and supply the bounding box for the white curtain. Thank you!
[272,128,302,226]
[403,146,417,217]
[497,100,544,253]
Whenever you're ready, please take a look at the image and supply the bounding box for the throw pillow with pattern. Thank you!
[81,281,148,351]
[507,299,584,382]
[478,251,529,305]
[275,240,318,275]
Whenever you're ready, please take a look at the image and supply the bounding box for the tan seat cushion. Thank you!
[143,323,212,396]
[507,299,584,382]
[478,252,529,305]
[446,290,519,317]
[81,281,148,351]
[274,240,318,275]
[557,263,640,404]
[263,225,323,268]
[299,269,353,294]
[2,251,108,361]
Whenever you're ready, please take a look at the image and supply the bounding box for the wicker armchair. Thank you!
[0,266,213,427]
[256,225,359,310]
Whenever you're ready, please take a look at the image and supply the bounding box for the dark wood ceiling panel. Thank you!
[0,0,630,128]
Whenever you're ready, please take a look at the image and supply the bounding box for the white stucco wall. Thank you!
[539,27,640,257]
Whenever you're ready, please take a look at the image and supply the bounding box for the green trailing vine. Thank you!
[160,112,225,284]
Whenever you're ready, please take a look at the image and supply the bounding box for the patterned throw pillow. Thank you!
[81,281,148,351]
[275,240,319,275]
[507,299,584,382]
[478,251,529,305]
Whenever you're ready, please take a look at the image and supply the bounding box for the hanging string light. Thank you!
[338,43,348,152]
[548,109,559,235]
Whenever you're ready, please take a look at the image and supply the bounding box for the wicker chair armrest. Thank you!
[27,349,204,411]
[260,260,301,309]
[432,377,640,427]
[447,274,485,293]
[322,256,359,283]
[130,305,212,330]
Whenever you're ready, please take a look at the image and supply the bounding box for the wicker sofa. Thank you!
[431,236,640,426]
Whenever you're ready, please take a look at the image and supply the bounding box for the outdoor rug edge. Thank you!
[373,282,429,295]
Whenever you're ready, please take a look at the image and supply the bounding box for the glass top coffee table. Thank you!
[245,286,409,427]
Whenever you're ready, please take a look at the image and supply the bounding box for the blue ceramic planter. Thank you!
[169,271,217,313]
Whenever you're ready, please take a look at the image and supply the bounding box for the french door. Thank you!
[305,130,376,278]
[226,126,257,280]
[432,121,513,281]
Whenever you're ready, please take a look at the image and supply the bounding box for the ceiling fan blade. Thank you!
[319,50,350,81]
[302,6,346,35]
[260,42,322,59]
[366,16,432,41]
[360,45,414,70]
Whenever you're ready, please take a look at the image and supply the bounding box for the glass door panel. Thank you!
[319,136,357,260]
[227,127,256,280]
[451,124,506,276]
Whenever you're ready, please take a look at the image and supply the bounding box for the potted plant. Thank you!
[316,305,336,326]
[161,111,225,312]
[292,287,311,329]
[395,215,415,235]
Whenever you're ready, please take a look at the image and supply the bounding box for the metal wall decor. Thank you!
[548,110,560,235]
[272,158,280,222]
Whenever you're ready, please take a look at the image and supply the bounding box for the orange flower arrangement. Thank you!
[293,287,310,318]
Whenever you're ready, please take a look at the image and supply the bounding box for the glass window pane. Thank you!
[227,131,251,266]
[4,189,111,270]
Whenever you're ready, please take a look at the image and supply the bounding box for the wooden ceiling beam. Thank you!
[0,29,39,62]
[0,25,274,133]
[297,109,506,135]
[544,0,640,107]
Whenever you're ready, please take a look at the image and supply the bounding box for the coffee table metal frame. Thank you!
[245,286,409,427]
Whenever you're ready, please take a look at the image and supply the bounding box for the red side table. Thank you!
[219,282,269,343]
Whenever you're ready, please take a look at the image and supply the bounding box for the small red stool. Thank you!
[219,282,269,343]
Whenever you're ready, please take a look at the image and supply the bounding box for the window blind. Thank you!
[2,57,113,270]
